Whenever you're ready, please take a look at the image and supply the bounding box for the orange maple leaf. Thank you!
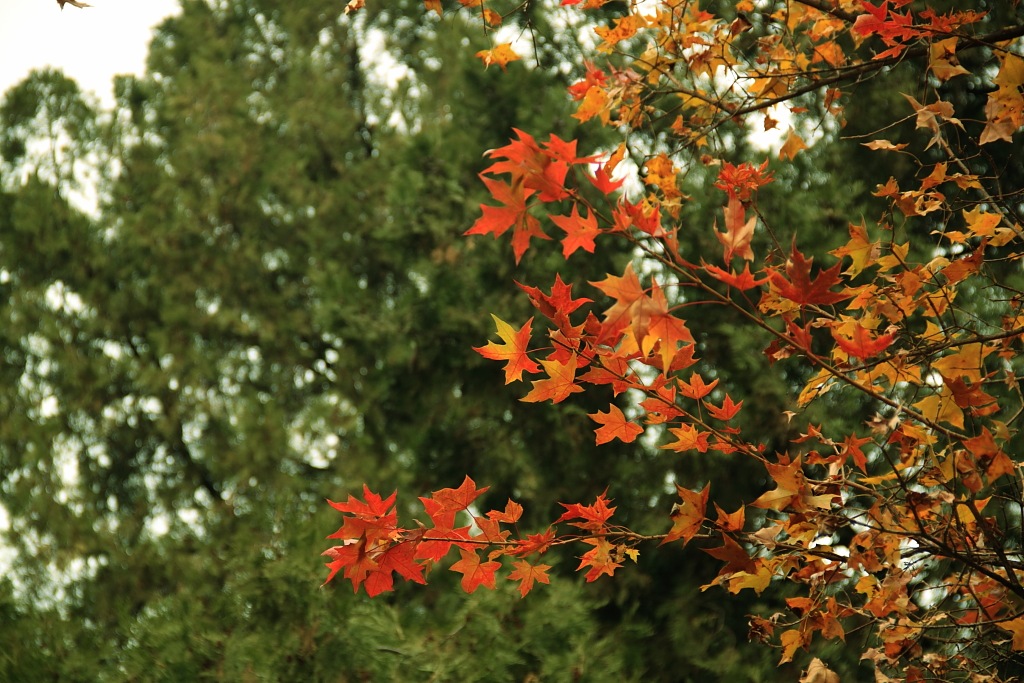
[511,529,555,557]
[713,503,745,533]
[577,537,622,581]
[520,353,584,403]
[550,204,601,258]
[662,483,709,546]
[705,394,742,421]
[427,476,490,514]
[703,262,768,290]
[508,560,552,597]
[486,499,524,524]
[716,195,756,262]
[660,423,710,453]
[588,404,643,444]
[831,323,897,360]
[678,372,718,400]
[465,176,548,263]
[475,43,521,70]
[474,314,541,383]
[450,547,501,593]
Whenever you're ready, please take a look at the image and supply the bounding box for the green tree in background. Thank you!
[0,1,782,680]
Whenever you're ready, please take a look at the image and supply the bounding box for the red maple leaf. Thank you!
[702,535,756,575]
[327,485,397,519]
[852,1,922,60]
[550,204,601,258]
[484,500,523,525]
[427,476,490,514]
[450,547,501,593]
[322,535,427,597]
[714,159,773,201]
[474,314,542,383]
[517,274,592,321]
[568,61,607,100]
[465,176,549,263]
[557,491,616,531]
[589,163,625,195]
[511,528,556,557]
[483,129,572,202]
[577,353,633,396]
[704,262,768,290]
[413,526,474,562]
[767,246,850,306]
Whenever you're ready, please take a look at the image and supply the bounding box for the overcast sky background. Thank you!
[0,1,180,108]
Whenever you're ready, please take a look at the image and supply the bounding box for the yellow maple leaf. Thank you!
[778,127,808,160]
[476,43,521,71]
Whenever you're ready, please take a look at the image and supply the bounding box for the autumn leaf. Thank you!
[998,617,1024,650]
[508,560,552,597]
[716,195,756,262]
[516,274,592,321]
[512,529,556,557]
[831,323,897,360]
[474,314,541,383]
[450,547,501,593]
[678,372,718,400]
[588,404,644,444]
[550,204,601,258]
[660,423,710,453]
[840,433,873,472]
[427,476,490,514]
[557,492,616,531]
[829,222,879,278]
[713,503,744,533]
[486,499,524,524]
[590,263,650,339]
[465,176,548,264]
[779,127,808,160]
[577,537,622,581]
[475,43,521,70]
[779,628,811,664]
[705,394,742,421]
[703,262,768,290]
[702,534,755,575]
[751,460,804,511]
[520,353,584,403]
[662,483,708,546]
[327,485,397,519]
[767,245,850,306]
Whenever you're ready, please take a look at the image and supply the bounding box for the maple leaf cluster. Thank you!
[331,1,1024,680]
[324,477,641,597]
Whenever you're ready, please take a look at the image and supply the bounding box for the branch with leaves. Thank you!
[325,1,1024,680]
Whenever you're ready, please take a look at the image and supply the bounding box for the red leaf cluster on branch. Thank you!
[329,0,1024,679]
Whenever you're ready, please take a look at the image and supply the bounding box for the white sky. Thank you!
[0,0,180,108]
